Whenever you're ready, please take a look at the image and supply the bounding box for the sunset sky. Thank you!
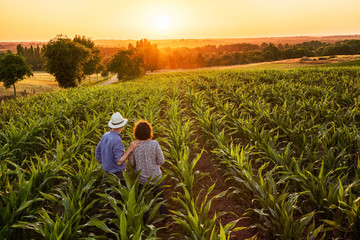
[1,0,360,41]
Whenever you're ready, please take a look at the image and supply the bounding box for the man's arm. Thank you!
[95,141,102,163]
[113,140,125,165]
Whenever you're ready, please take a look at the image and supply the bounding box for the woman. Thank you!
[129,120,169,224]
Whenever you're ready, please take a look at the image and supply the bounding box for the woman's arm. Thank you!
[117,140,140,166]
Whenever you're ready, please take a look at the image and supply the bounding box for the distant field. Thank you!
[148,54,360,74]
[322,59,360,67]
[0,72,111,97]
[147,60,314,75]
[0,71,58,97]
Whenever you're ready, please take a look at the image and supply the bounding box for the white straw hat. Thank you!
[108,112,128,129]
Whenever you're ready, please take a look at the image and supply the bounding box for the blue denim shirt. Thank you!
[95,131,126,173]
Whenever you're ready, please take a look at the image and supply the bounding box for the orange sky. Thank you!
[1,0,360,41]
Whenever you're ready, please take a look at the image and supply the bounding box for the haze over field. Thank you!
[1,0,360,41]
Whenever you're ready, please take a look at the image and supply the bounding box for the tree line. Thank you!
[2,36,360,94]
[96,39,360,71]
[154,40,360,68]
[13,38,360,74]
[16,45,44,71]
[203,40,360,66]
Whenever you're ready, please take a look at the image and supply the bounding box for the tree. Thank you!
[263,43,280,61]
[0,53,32,97]
[195,53,205,67]
[43,35,91,88]
[96,64,105,81]
[16,44,24,56]
[261,42,269,49]
[17,44,44,70]
[73,35,101,82]
[107,50,144,79]
[135,39,160,72]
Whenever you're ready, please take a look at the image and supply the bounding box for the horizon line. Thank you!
[1,33,360,43]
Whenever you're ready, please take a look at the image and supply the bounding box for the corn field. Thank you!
[1,67,360,239]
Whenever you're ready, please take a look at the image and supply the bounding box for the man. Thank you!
[95,112,139,179]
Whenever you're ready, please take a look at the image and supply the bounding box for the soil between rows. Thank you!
[191,134,255,240]
[156,136,255,240]
[156,87,255,239]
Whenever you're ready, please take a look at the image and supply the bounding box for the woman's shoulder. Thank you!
[141,140,160,148]
[147,140,159,145]
[136,140,158,147]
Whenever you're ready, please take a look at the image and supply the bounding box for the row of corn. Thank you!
[185,67,360,239]
[161,87,240,239]
[0,77,173,239]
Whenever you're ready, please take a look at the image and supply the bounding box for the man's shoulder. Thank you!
[102,131,122,142]
[102,131,112,139]
[103,131,111,137]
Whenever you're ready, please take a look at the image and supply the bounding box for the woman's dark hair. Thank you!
[133,120,153,140]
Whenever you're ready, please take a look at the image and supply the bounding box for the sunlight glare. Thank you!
[153,14,172,31]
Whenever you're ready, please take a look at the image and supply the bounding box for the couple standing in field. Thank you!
[95,112,169,224]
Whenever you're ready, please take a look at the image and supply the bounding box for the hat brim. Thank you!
[108,119,128,129]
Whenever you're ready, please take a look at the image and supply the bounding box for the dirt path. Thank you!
[100,74,118,86]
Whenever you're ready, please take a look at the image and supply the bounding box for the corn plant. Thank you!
[13,156,103,239]
[14,187,96,239]
[171,183,240,240]
[0,164,42,239]
[324,180,360,239]
[89,172,162,240]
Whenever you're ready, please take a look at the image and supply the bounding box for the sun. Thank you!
[153,14,172,31]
